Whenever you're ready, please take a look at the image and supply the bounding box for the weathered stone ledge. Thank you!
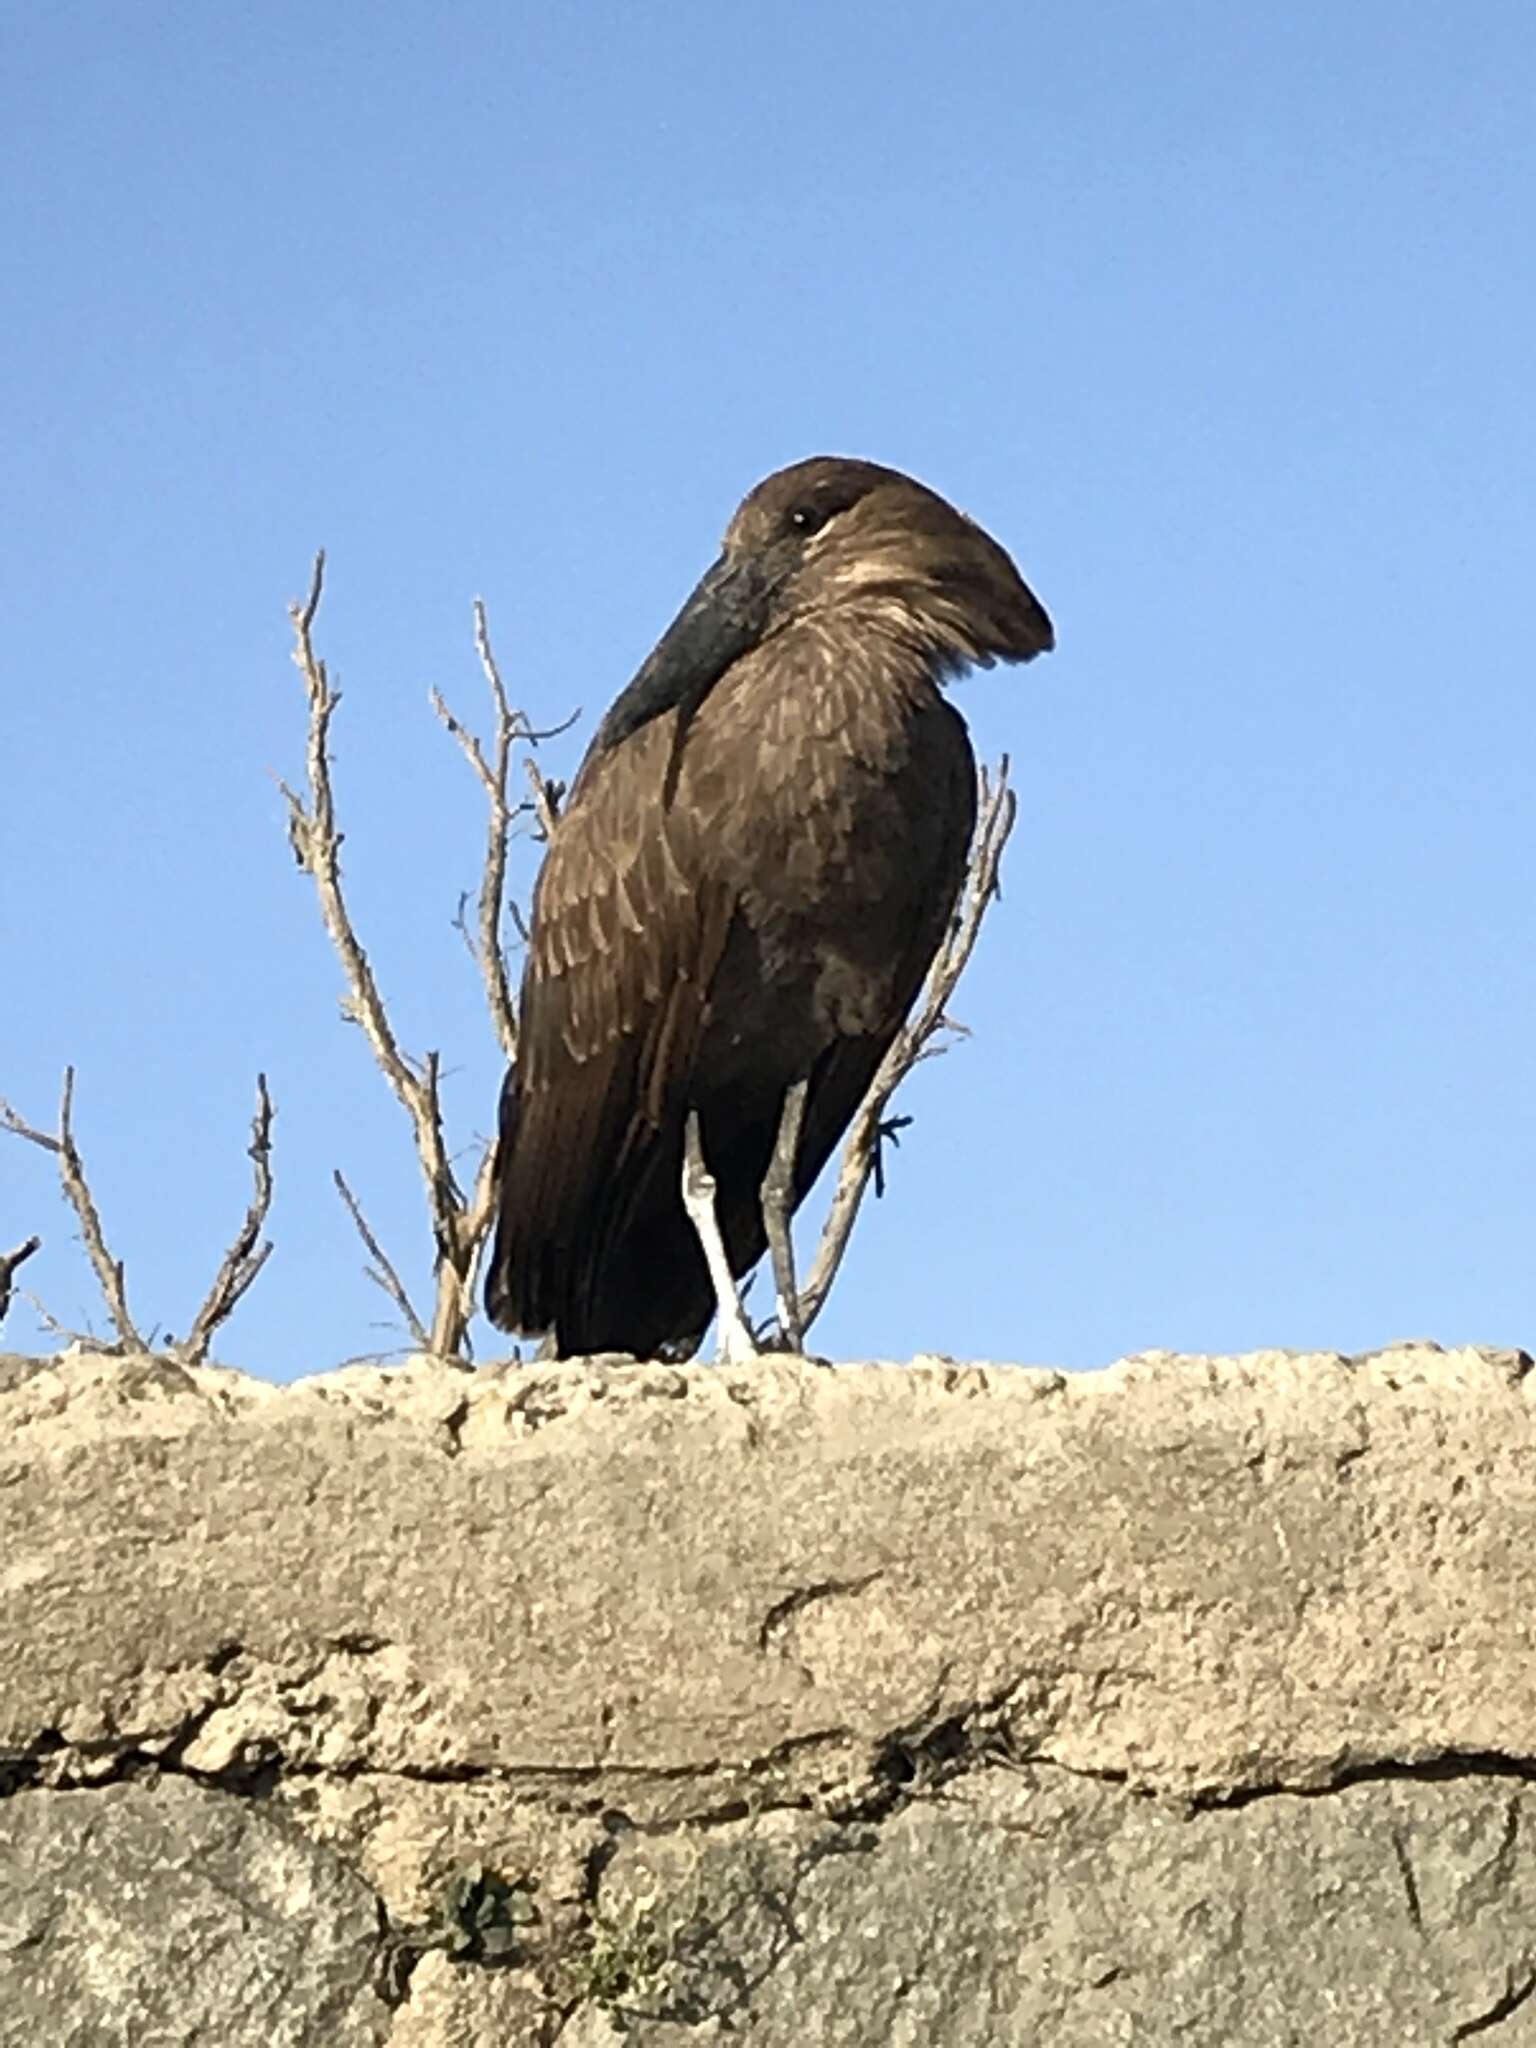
[2,1342,1534,2044]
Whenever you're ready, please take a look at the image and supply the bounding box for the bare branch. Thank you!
[450,890,482,972]
[435,599,575,1038]
[524,755,563,842]
[18,1287,80,1342]
[283,554,483,1355]
[282,554,426,1112]
[428,1132,500,1363]
[795,757,1019,1337]
[0,1100,60,1154]
[429,602,520,1062]
[332,1168,430,1350]
[178,1076,276,1365]
[474,599,577,844]
[335,1344,419,1369]
[0,1235,41,1329]
[761,1080,808,1351]
[0,1069,145,1351]
[283,565,581,1361]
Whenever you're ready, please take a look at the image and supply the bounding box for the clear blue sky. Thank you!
[3,2,1532,1375]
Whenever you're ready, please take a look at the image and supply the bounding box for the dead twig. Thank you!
[523,755,564,841]
[477,596,573,841]
[1,1077,274,1358]
[17,1288,79,1343]
[432,599,571,1049]
[332,1168,430,1350]
[0,1069,145,1352]
[430,602,520,1060]
[761,1079,809,1351]
[282,553,475,1358]
[0,1235,41,1329]
[794,756,1019,1337]
[177,1076,276,1365]
[286,562,576,1361]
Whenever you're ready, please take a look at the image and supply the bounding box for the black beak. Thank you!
[595,550,779,756]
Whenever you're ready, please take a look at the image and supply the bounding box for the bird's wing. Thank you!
[786,696,979,1208]
[487,710,737,1337]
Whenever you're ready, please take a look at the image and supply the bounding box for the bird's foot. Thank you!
[715,1304,766,1366]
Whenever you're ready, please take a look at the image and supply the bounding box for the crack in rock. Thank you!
[755,1570,885,1653]
[1452,1967,1536,2040]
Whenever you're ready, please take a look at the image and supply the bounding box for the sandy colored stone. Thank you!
[3,1341,1536,2043]
[384,1952,553,2048]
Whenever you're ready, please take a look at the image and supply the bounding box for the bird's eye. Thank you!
[788,504,830,537]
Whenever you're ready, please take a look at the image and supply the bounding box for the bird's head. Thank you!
[595,455,1053,754]
[726,455,1054,672]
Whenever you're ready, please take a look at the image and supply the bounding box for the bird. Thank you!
[484,455,1053,1359]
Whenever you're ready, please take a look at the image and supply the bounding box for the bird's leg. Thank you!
[761,1078,808,1352]
[681,1110,760,1364]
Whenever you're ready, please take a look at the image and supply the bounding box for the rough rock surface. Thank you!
[2,1341,1534,2044]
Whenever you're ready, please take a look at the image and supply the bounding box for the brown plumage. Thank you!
[485,456,1053,1356]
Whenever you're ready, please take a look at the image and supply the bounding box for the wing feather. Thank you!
[486,711,736,1339]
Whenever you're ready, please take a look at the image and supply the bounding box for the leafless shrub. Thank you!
[178,1076,276,1364]
[280,553,568,1363]
[0,1069,275,1360]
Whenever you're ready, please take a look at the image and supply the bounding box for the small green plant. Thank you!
[570,1887,675,2009]
[401,1860,540,1970]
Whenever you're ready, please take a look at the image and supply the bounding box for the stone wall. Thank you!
[3,1343,1535,2045]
